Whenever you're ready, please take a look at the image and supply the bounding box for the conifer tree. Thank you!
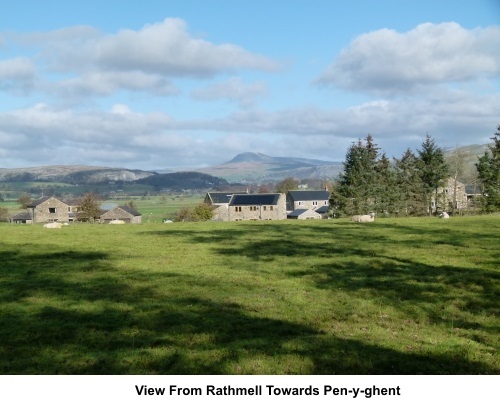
[476,125,500,212]
[417,134,449,215]
[394,148,426,216]
[332,135,380,215]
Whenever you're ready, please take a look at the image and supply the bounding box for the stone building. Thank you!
[431,177,469,213]
[286,190,330,216]
[287,208,323,220]
[228,193,286,221]
[100,205,142,223]
[27,196,71,223]
[9,211,33,224]
[204,191,247,221]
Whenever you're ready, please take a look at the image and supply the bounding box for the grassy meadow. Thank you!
[0,215,498,374]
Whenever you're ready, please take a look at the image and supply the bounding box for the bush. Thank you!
[174,203,214,222]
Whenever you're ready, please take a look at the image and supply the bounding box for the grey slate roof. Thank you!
[10,211,33,220]
[229,193,281,206]
[118,206,142,216]
[315,205,329,214]
[207,192,240,204]
[27,196,52,207]
[287,209,309,217]
[287,190,330,201]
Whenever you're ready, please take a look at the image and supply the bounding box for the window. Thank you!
[235,206,242,212]
[270,206,274,211]
[250,206,258,211]
[49,207,56,213]
[263,206,267,211]
[313,201,318,206]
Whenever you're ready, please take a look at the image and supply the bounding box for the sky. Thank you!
[1,0,499,171]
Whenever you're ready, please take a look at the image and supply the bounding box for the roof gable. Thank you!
[27,196,67,208]
[117,205,141,216]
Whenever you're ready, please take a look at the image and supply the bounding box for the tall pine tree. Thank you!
[394,148,426,216]
[417,134,449,215]
[332,135,380,216]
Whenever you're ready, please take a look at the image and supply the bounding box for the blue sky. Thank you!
[1,0,499,170]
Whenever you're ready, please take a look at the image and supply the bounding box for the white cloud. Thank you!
[55,71,179,97]
[1,18,279,99]
[191,77,267,107]
[90,18,279,76]
[317,22,500,94]
[0,57,36,92]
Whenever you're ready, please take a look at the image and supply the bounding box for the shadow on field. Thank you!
[1,221,498,374]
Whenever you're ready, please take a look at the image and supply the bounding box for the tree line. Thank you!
[331,126,500,217]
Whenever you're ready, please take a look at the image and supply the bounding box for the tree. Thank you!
[394,148,426,216]
[417,134,449,215]
[275,177,299,194]
[374,153,402,215]
[447,146,467,215]
[126,200,138,210]
[0,207,9,222]
[173,203,214,222]
[332,135,380,215]
[77,192,102,222]
[476,125,500,212]
[17,193,31,209]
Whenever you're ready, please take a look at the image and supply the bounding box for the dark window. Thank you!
[49,208,56,213]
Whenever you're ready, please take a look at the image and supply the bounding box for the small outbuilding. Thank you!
[287,208,322,220]
[100,206,142,224]
[9,211,33,224]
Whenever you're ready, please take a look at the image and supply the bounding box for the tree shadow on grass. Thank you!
[1,238,497,374]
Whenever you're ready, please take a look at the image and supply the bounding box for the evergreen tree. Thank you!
[374,153,401,215]
[417,134,449,215]
[476,125,500,212]
[394,148,426,216]
[332,135,380,215]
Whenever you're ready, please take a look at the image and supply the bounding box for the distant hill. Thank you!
[197,152,343,182]
[0,165,155,184]
[134,171,229,190]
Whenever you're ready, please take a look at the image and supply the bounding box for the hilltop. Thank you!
[196,152,343,182]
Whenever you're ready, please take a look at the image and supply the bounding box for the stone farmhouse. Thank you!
[205,192,287,221]
[431,177,469,213]
[12,196,142,224]
[229,193,287,221]
[26,196,73,223]
[205,190,332,221]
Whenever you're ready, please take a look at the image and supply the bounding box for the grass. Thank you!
[0,215,498,374]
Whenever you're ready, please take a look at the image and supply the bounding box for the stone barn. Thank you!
[100,206,142,223]
[9,211,33,224]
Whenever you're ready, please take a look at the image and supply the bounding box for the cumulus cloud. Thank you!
[191,77,268,107]
[0,57,36,92]
[90,18,279,76]
[1,18,279,98]
[317,22,500,94]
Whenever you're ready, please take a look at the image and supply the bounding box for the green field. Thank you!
[0,216,498,374]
